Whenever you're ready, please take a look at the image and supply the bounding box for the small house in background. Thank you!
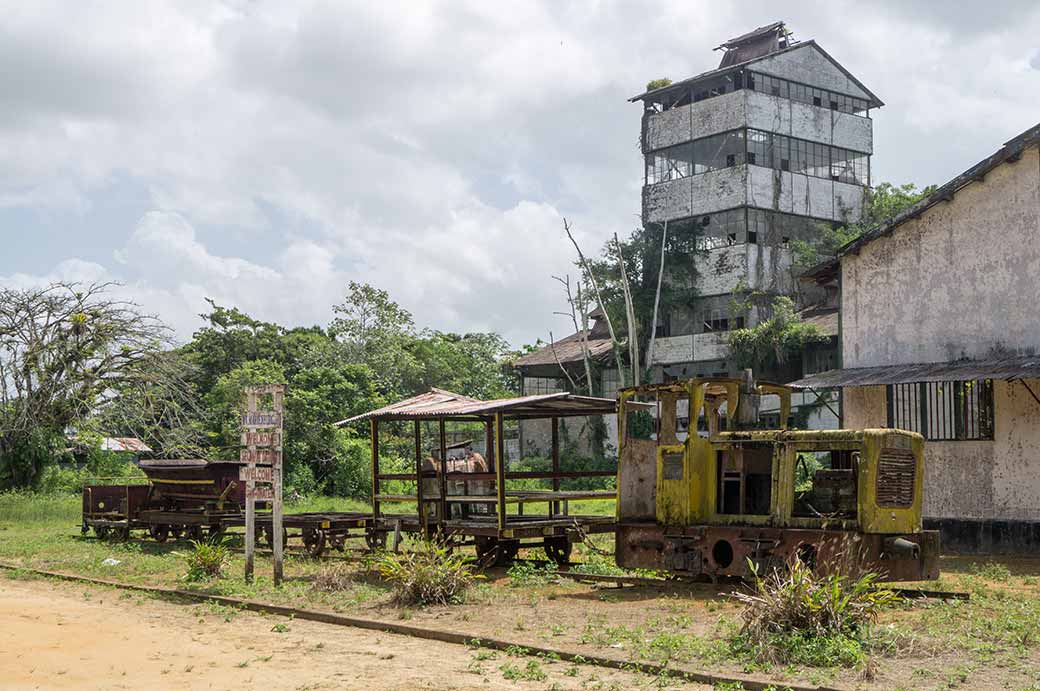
[65,435,153,466]
[796,122,1040,553]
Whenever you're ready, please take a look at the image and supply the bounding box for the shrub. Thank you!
[377,541,479,605]
[177,539,232,581]
[730,557,899,666]
[506,561,557,587]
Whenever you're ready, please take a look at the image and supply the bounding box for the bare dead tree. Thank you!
[563,218,626,387]
[553,274,594,396]
[0,282,203,487]
[547,330,578,392]
[614,233,640,386]
[646,220,668,374]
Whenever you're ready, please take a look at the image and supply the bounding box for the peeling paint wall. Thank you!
[842,146,1040,368]
[643,166,748,224]
[843,380,1040,523]
[644,90,746,151]
[695,244,749,294]
[745,91,872,153]
[746,165,864,221]
[752,44,871,100]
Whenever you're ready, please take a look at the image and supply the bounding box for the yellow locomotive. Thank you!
[615,376,939,581]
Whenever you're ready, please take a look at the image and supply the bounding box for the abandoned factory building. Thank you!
[796,123,1040,553]
[517,22,875,432]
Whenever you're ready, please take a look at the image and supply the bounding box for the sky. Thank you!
[1,1,1038,348]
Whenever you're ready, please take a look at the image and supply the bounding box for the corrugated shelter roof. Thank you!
[335,389,617,425]
[512,330,614,369]
[790,354,1040,389]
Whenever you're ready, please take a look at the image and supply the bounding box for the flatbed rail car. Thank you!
[336,388,619,566]
[81,459,369,555]
[615,376,940,581]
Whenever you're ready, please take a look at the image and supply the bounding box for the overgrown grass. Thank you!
[0,490,80,524]
[729,558,899,668]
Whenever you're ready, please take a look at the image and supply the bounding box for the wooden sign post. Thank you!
[241,384,285,585]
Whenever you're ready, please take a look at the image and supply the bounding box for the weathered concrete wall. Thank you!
[843,380,1040,523]
[651,335,694,365]
[752,43,871,100]
[695,244,749,295]
[643,166,747,225]
[518,415,618,460]
[644,90,746,152]
[842,147,1040,368]
[745,90,872,153]
[745,165,864,221]
[747,244,793,294]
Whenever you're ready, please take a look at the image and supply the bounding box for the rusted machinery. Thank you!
[81,459,369,556]
[614,375,940,581]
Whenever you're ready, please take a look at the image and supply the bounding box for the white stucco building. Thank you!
[796,123,1040,553]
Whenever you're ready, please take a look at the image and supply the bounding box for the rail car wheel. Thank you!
[94,525,110,540]
[150,525,170,543]
[207,525,226,542]
[475,537,519,567]
[263,525,288,549]
[330,535,346,552]
[543,536,572,567]
[116,526,130,541]
[187,525,204,541]
[170,527,184,540]
[365,531,387,551]
[302,528,327,558]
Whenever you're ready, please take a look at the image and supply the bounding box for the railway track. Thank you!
[0,562,849,691]
[551,567,971,600]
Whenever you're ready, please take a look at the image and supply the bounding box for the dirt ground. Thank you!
[0,576,710,691]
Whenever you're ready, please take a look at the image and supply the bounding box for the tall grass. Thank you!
[0,491,81,524]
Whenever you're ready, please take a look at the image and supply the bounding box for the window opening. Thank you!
[716,444,772,515]
[792,450,859,519]
[887,380,994,441]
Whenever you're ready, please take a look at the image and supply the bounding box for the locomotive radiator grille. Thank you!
[876,448,916,508]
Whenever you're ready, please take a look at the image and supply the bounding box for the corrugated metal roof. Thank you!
[790,355,1040,388]
[838,122,1040,260]
[512,330,614,369]
[335,388,617,425]
[629,40,883,107]
[797,306,839,337]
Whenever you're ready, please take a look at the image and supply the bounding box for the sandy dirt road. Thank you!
[0,576,704,691]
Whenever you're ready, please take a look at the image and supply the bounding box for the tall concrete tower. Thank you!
[631,22,881,382]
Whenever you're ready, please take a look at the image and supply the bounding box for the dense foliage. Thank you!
[727,296,826,375]
[0,281,519,496]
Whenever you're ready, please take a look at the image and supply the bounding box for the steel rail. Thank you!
[0,561,850,691]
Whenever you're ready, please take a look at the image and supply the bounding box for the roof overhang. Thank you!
[790,355,1040,389]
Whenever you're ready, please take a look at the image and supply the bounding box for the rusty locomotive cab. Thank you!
[615,373,940,581]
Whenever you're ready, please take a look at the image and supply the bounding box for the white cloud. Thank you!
[1,1,1038,348]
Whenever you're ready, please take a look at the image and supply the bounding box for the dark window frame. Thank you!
[886,379,995,441]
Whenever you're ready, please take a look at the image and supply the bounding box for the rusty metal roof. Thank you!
[68,436,152,453]
[335,388,617,425]
[629,39,883,107]
[797,306,839,337]
[512,330,614,369]
[839,122,1040,260]
[790,354,1040,389]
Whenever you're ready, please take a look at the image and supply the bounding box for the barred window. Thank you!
[887,380,994,441]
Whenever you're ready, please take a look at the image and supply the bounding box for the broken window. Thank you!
[746,129,868,187]
[646,130,747,185]
[887,380,994,441]
[744,71,871,116]
[792,450,859,519]
[716,444,773,515]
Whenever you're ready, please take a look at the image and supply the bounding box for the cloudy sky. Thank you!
[2,1,1038,347]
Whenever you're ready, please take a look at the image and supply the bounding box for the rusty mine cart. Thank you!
[337,388,619,566]
[615,376,940,581]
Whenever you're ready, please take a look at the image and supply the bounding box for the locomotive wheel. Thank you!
[365,531,387,551]
[302,528,327,558]
[543,536,572,567]
[150,525,170,543]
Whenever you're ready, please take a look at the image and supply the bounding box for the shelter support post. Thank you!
[495,413,506,531]
[371,419,380,519]
[439,419,448,528]
[551,417,560,516]
[414,420,425,535]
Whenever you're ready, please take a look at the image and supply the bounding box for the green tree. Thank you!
[727,296,827,376]
[792,182,936,270]
[331,282,420,397]
[405,331,516,399]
